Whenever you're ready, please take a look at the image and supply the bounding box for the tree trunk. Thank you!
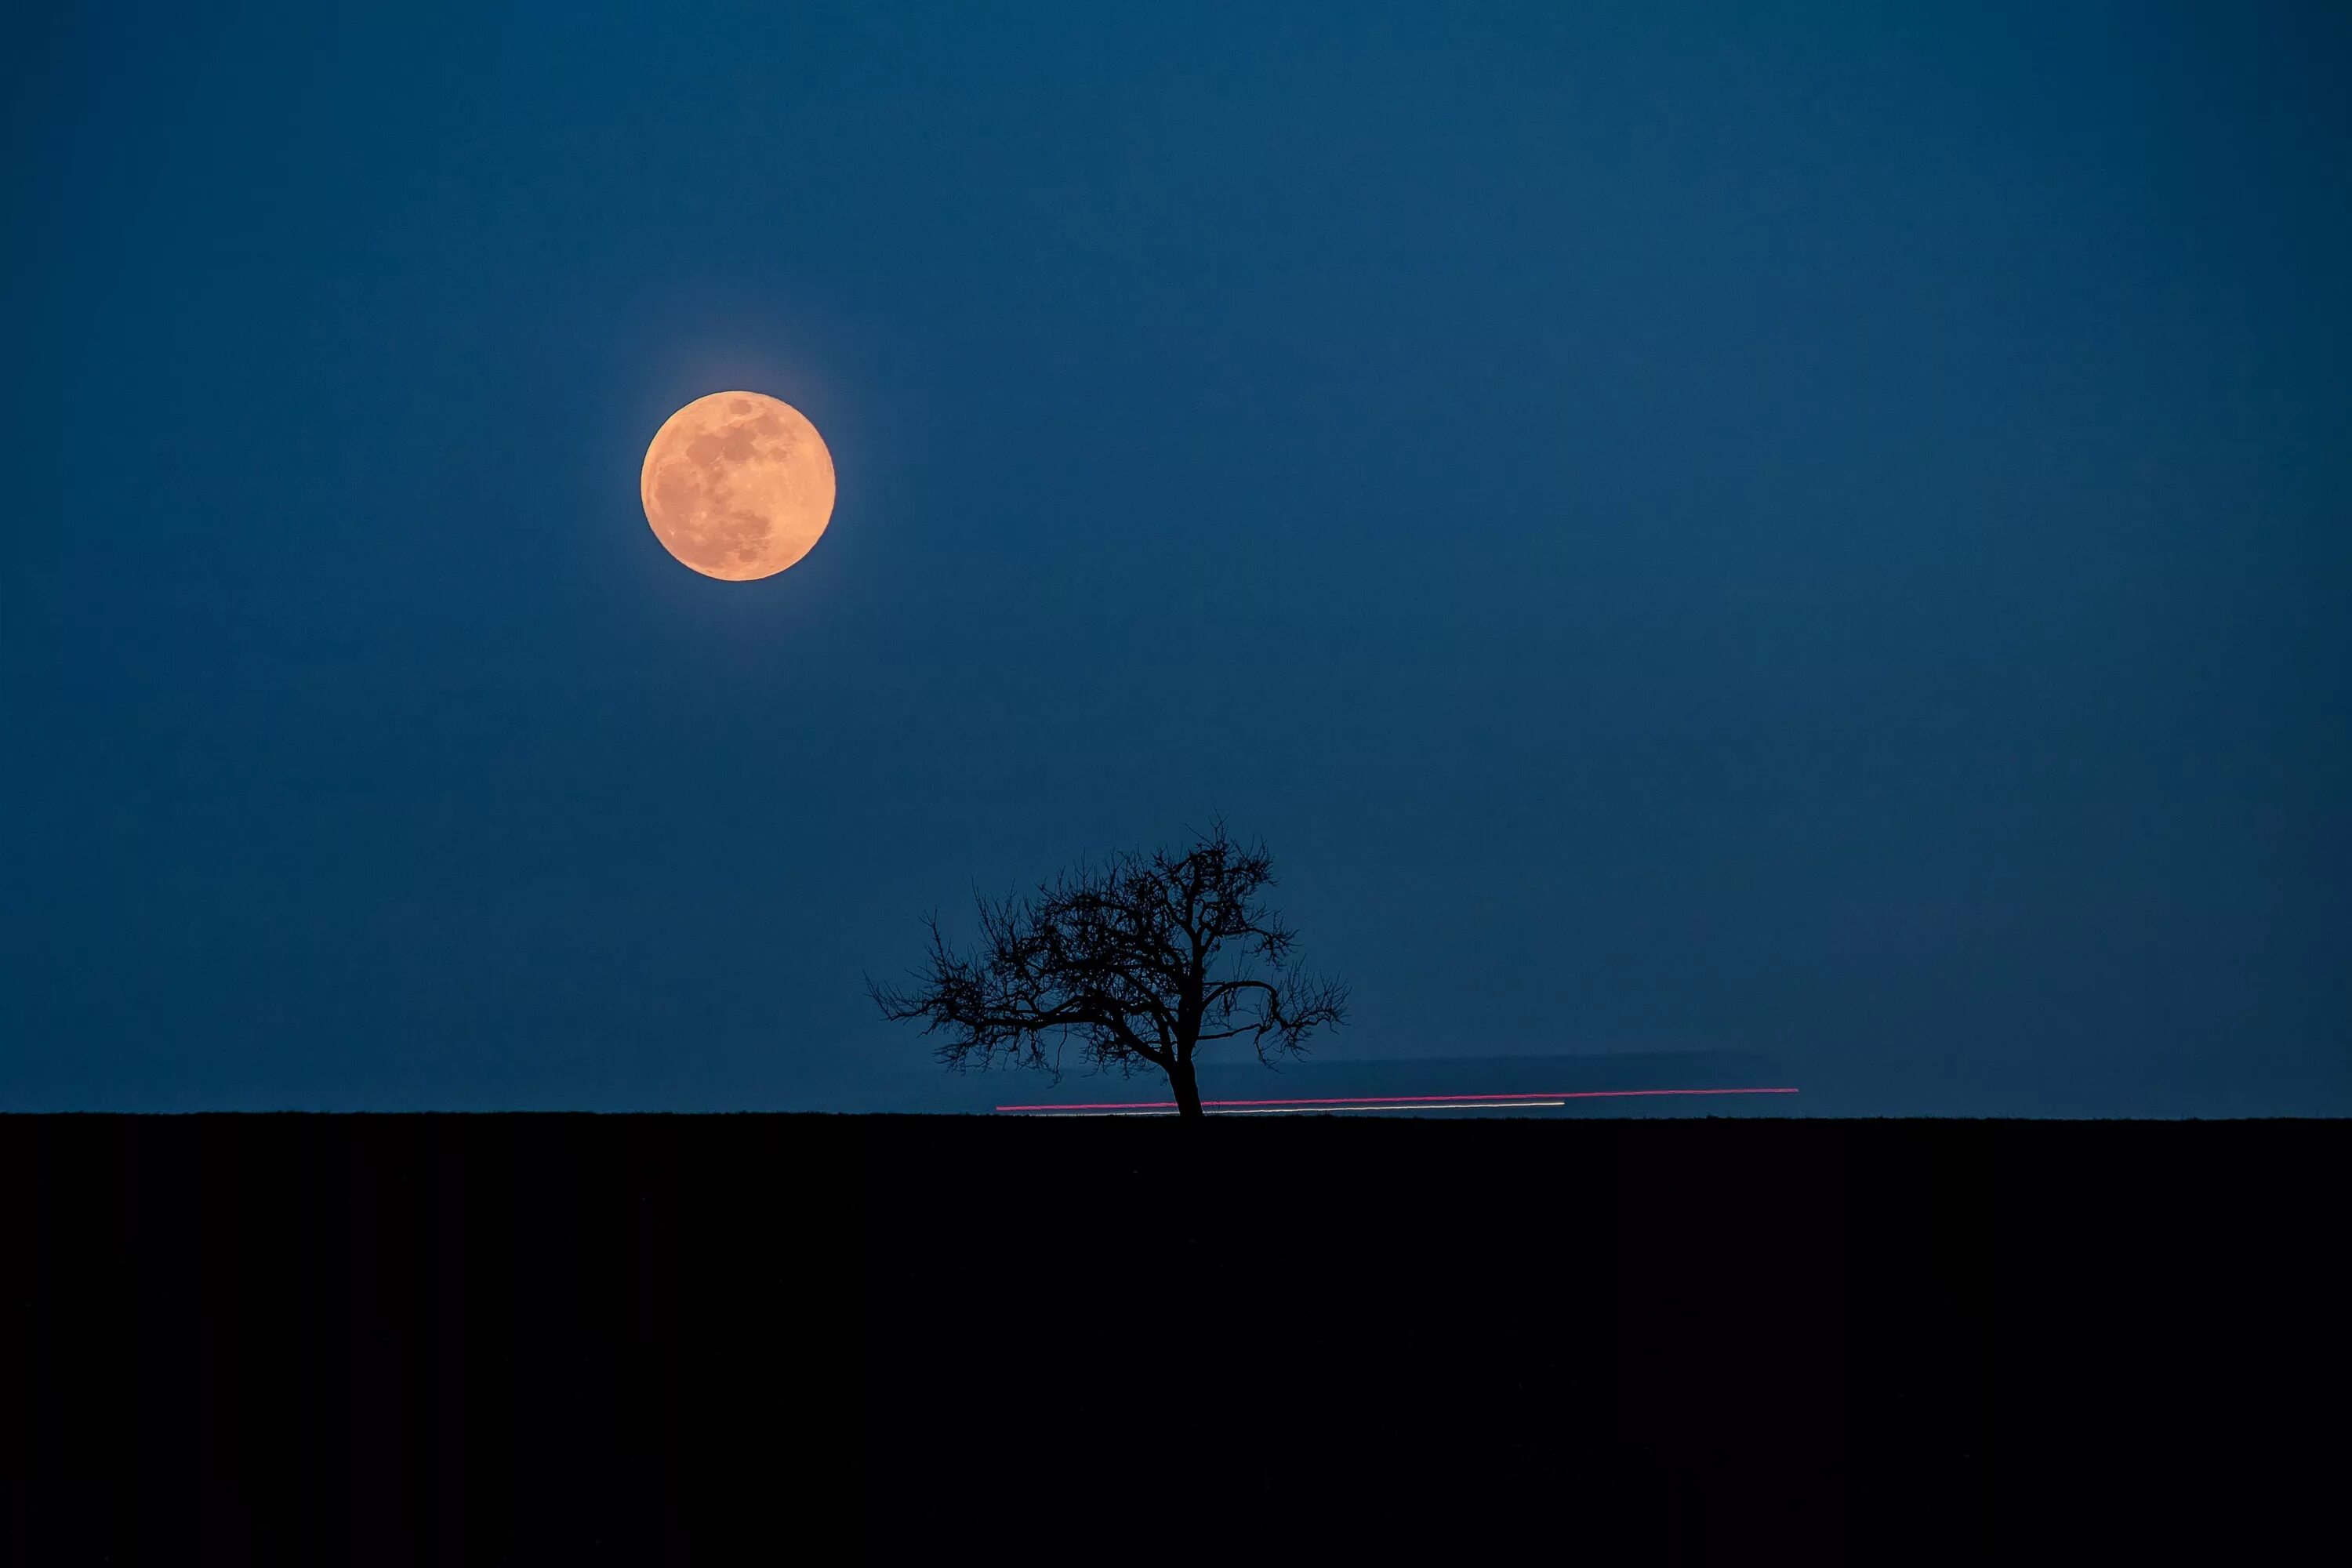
[1167,1056,1205,1120]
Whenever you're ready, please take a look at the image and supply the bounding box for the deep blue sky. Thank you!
[5,2,2347,1112]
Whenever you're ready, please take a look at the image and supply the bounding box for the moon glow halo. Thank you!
[640,391,836,581]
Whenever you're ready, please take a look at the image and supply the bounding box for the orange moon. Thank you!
[640,391,837,580]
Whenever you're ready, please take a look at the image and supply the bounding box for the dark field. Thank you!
[3,1116,2342,1561]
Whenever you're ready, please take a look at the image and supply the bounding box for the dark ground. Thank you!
[2,1116,2342,1562]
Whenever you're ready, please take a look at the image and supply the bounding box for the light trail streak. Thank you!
[1219,1100,1569,1114]
[1034,1100,1573,1117]
[995,1087,1800,1114]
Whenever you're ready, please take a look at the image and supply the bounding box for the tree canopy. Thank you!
[871,822,1347,1118]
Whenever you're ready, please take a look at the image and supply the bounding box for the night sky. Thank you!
[6,3,2346,1113]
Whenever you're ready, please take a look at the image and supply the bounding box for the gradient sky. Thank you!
[5,2,2347,1112]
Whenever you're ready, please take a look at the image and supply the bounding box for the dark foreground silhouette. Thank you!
[873,822,1348,1119]
[3,1116,2342,1561]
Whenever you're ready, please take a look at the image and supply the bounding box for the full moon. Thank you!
[640,391,837,581]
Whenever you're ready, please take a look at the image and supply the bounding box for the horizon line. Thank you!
[995,1087,1802,1113]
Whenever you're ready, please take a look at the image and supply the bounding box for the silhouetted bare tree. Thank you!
[870,822,1348,1120]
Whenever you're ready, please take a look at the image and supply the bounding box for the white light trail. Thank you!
[1027,1100,1572,1117]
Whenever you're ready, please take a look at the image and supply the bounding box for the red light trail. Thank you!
[994,1087,1800,1114]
